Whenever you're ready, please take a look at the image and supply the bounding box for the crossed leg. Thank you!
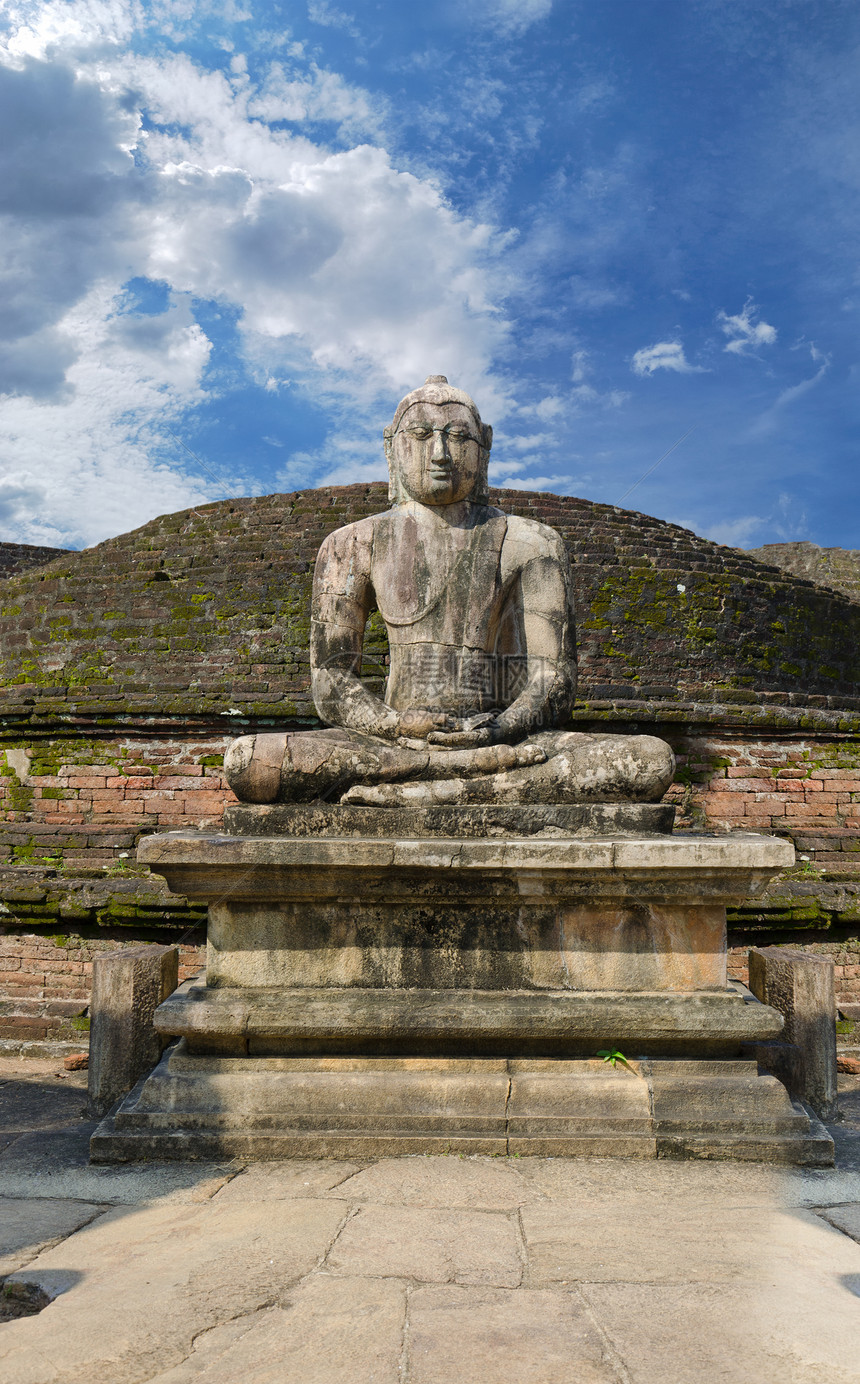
[224,728,548,804]
[340,731,676,806]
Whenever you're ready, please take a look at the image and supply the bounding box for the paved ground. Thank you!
[0,1055,859,1383]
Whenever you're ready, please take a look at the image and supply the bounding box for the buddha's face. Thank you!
[389,401,483,506]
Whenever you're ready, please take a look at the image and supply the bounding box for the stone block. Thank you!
[748,947,838,1119]
[88,945,179,1115]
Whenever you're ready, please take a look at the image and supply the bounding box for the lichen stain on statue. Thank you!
[224,377,675,807]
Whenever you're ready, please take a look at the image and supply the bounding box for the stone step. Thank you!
[91,1051,833,1166]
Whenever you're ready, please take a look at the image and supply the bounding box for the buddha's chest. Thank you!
[371,510,508,648]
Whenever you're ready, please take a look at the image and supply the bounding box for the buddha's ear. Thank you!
[483,424,493,453]
[384,426,399,504]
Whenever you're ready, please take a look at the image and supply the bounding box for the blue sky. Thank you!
[0,0,858,550]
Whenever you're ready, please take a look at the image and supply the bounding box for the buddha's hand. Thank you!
[426,713,501,749]
[396,708,459,740]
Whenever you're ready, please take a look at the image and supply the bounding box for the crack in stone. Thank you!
[503,1066,513,1155]
[575,1282,635,1384]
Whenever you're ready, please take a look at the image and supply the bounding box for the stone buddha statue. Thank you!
[225,376,675,806]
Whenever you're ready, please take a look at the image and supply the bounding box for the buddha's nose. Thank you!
[430,429,449,463]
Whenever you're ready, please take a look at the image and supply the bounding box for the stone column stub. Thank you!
[748,946,838,1120]
[88,945,179,1116]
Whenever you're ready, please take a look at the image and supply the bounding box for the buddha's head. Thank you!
[384,376,492,507]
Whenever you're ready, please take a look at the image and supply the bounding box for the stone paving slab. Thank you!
[0,1199,106,1276]
[580,1279,860,1384]
[325,1203,523,1286]
[1,1198,349,1384]
[521,1200,860,1286]
[406,1284,620,1384]
[144,1277,406,1384]
[314,1153,531,1210]
[818,1202,860,1244]
[213,1160,361,1201]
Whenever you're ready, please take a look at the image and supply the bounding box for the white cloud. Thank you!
[717,298,777,355]
[699,515,767,548]
[0,1,515,544]
[498,472,574,492]
[518,394,564,421]
[494,432,554,452]
[246,59,383,139]
[307,2,359,39]
[630,340,702,377]
[481,0,553,36]
[748,345,830,436]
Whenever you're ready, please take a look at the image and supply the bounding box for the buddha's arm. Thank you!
[310,527,401,738]
[493,546,576,739]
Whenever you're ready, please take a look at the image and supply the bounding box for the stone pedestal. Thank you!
[91,809,833,1164]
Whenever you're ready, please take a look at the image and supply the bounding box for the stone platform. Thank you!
[92,1048,833,1164]
[91,814,833,1164]
[222,801,676,838]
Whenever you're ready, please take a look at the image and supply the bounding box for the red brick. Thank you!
[0,1019,49,1037]
[1,981,45,996]
[705,801,746,818]
[41,958,84,974]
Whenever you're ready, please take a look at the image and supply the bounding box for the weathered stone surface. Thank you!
[144,1277,406,1384]
[138,829,792,991]
[224,378,675,808]
[213,1161,361,1201]
[92,1050,831,1164]
[749,946,838,1119]
[580,1257,860,1383]
[0,1198,348,1383]
[139,829,794,899]
[316,1155,529,1211]
[325,1204,522,1286]
[407,1285,618,1384]
[4,1138,860,1384]
[0,1198,105,1275]
[523,1197,860,1295]
[150,983,783,1055]
[818,1202,860,1243]
[88,944,179,1115]
[222,800,676,838]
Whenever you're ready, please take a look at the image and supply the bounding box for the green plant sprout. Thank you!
[597,1048,634,1071]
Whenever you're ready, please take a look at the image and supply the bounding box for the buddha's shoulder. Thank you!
[316,512,381,556]
[502,511,567,563]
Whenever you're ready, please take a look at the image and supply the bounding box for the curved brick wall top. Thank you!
[1,484,859,734]
[0,542,71,581]
[748,542,860,606]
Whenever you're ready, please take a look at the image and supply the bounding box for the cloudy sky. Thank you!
[1,0,858,551]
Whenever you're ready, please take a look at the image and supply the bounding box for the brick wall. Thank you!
[2,725,860,1042]
[2,485,859,1050]
[0,931,204,1050]
[0,541,70,581]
